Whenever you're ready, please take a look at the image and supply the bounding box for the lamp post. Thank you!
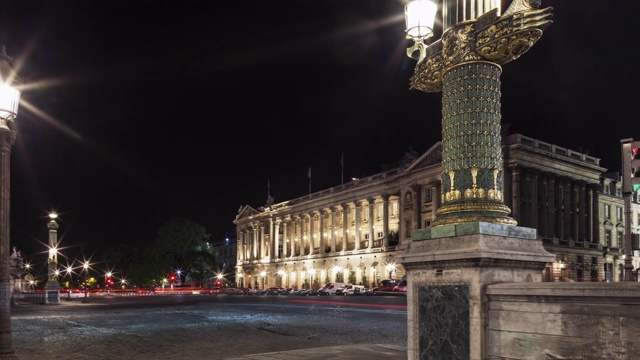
[105,272,112,293]
[82,261,90,303]
[260,271,266,290]
[401,1,554,358]
[309,268,315,290]
[237,273,244,289]
[0,44,20,359]
[277,269,285,288]
[65,264,73,301]
[404,0,553,226]
[385,263,396,280]
[44,212,61,304]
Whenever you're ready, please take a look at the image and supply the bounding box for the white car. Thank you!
[340,284,365,295]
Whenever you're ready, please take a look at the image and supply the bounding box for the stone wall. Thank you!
[486,282,640,359]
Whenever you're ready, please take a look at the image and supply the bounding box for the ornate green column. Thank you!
[399,2,556,359]
[410,1,553,227]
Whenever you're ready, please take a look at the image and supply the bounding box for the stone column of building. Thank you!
[585,186,593,244]
[547,174,556,240]
[282,220,289,258]
[555,179,564,241]
[249,226,255,261]
[538,174,549,238]
[430,185,439,223]
[531,170,539,229]
[382,194,390,248]
[354,201,361,251]
[300,215,306,256]
[591,184,600,245]
[578,181,589,244]
[570,182,579,241]
[266,219,273,261]
[288,218,294,257]
[293,216,300,256]
[330,208,336,253]
[510,165,521,224]
[578,181,586,243]
[259,222,265,260]
[310,212,317,255]
[411,184,420,237]
[274,219,280,260]
[563,178,572,240]
[237,227,243,263]
[341,204,348,253]
[319,210,326,254]
[367,198,374,250]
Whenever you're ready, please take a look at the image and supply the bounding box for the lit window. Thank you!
[617,231,623,248]
[391,200,399,218]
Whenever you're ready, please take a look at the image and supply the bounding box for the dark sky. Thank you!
[0,0,638,258]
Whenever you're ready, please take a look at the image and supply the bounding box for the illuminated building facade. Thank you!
[234,133,640,288]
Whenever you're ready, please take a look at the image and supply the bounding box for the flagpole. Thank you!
[308,166,311,194]
[341,153,344,185]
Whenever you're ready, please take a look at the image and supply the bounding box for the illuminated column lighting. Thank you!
[44,212,61,304]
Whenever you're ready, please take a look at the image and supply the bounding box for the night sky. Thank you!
[0,0,638,259]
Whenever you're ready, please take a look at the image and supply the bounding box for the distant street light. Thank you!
[385,263,396,280]
[105,272,112,293]
[277,269,285,288]
[309,268,316,290]
[0,44,21,358]
[65,264,74,301]
[237,273,244,289]
[260,271,266,290]
[82,261,90,303]
[44,212,61,303]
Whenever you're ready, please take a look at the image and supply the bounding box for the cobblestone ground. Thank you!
[9,296,407,360]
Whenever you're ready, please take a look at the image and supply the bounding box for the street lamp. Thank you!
[0,44,20,358]
[277,269,285,288]
[82,261,90,303]
[385,263,396,280]
[404,0,553,226]
[105,271,112,293]
[309,268,316,290]
[44,212,61,303]
[65,264,74,301]
[237,273,244,289]
[260,271,266,290]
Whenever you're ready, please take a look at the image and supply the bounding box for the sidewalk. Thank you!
[223,344,407,360]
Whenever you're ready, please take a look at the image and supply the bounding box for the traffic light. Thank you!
[632,143,640,192]
[106,277,112,285]
[622,139,640,193]
[215,280,221,287]
[169,274,176,282]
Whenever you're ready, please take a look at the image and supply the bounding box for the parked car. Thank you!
[201,287,221,295]
[371,279,401,294]
[334,284,352,295]
[265,287,285,295]
[339,284,365,295]
[318,282,346,296]
[392,281,407,293]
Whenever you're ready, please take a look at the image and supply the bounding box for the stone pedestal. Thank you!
[397,222,554,360]
[43,282,60,304]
